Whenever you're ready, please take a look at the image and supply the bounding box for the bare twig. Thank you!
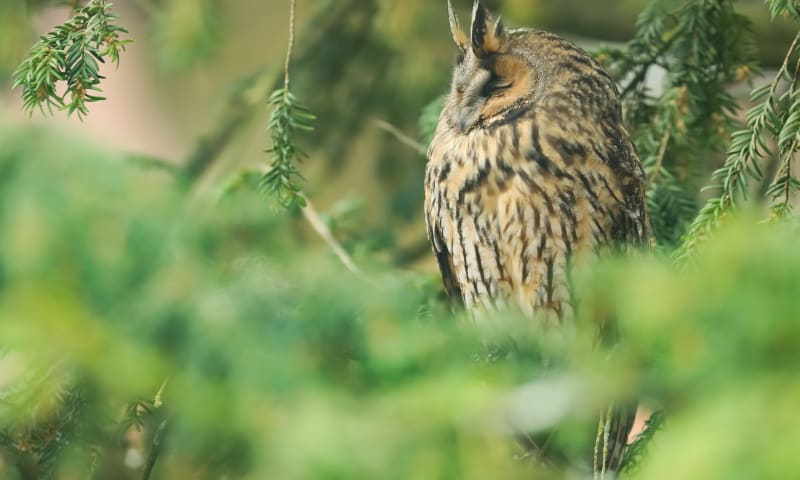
[182,0,376,182]
[299,194,363,277]
[284,0,296,95]
[141,419,167,480]
[782,153,793,210]
[374,119,427,156]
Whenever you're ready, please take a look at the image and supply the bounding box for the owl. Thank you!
[424,0,649,473]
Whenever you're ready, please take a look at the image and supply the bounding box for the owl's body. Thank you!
[426,29,647,319]
[424,1,647,473]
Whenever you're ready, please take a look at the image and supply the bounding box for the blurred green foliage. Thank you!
[152,0,219,72]
[0,1,31,79]
[3,0,800,479]
[0,127,552,478]
[2,125,800,478]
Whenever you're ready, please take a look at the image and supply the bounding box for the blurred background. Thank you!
[2,1,800,479]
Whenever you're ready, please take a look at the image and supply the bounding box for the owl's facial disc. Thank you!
[448,53,534,133]
[445,2,533,133]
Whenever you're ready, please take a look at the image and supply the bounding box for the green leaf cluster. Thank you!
[11,0,130,118]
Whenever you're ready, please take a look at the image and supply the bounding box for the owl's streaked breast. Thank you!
[425,106,643,322]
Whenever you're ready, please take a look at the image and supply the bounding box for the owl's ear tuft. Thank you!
[448,0,468,53]
[470,0,507,58]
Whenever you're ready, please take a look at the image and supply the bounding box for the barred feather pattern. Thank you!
[425,19,647,473]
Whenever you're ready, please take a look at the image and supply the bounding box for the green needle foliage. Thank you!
[11,0,130,118]
[678,3,800,261]
[767,0,800,19]
[596,0,757,248]
[262,89,315,208]
[261,0,316,209]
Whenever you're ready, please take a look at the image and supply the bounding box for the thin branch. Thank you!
[374,119,427,156]
[182,0,373,182]
[141,419,167,480]
[767,31,800,100]
[783,153,793,208]
[221,166,364,277]
[771,136,798,219]
[299,194,363,277]
[284,0,296,95]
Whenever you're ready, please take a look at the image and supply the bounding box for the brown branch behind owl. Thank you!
[424,0,649,474]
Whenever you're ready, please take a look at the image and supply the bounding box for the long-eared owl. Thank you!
[424,0,648,473]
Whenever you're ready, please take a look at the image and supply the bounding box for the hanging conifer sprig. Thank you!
[261,0,316,208]
[596,0,757,247]
[678,24,800,261]
[11,0,130,118]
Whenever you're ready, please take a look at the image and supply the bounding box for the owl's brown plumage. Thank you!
[424,0,648,473]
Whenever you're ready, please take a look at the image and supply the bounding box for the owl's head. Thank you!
[443,1,540,133]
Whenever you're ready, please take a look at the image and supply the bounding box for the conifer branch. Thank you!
[300,194,363,277]
[283,0,296,94]
[181,0,372,182]
[678,30,800,261]
[260,0,315,208]
[767,0,800,19]
[596,0,757,246]
[218,168,363,277]
[11,0,130,119]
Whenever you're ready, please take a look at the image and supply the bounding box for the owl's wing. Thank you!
[425,166,463,306]
[431,229,463,306]
[595,119,650,247]
[426,211,463,306]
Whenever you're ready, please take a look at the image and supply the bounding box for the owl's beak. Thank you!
[455,102,482,133]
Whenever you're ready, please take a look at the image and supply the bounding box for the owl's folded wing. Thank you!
[431,223,464,307]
